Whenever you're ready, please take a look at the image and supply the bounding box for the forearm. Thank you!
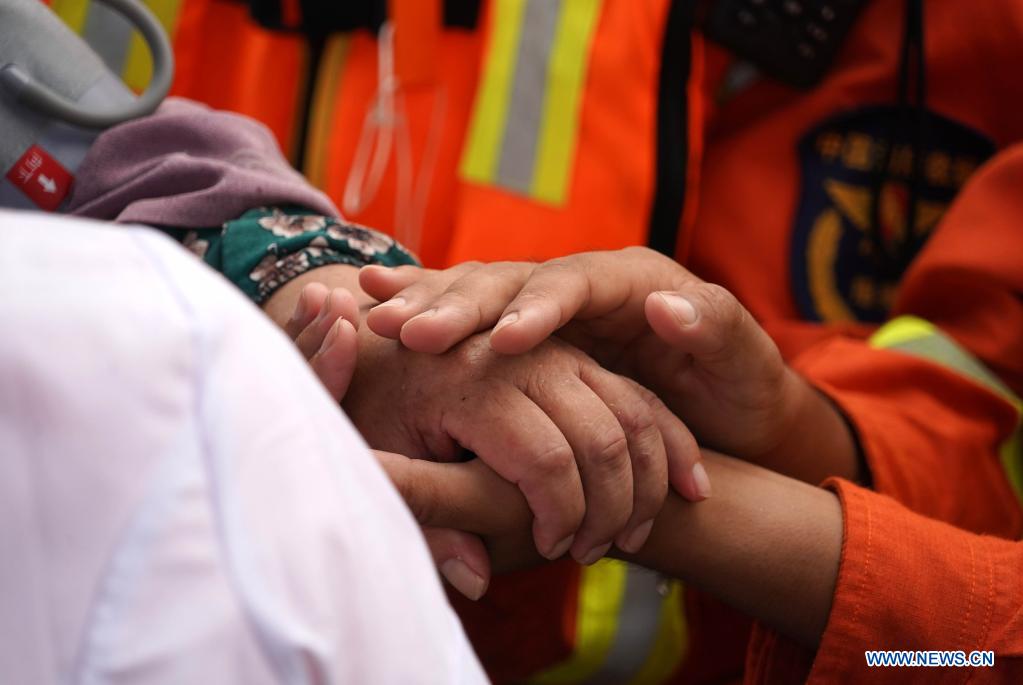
[391,450,844,649]
[620,453,843,648]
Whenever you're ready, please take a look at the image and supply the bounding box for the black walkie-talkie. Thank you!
[698,0,869,88]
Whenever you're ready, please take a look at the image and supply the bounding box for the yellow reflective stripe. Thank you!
[529,561,689,685]
[459,0,528,185]
[122,0,182,92]
[868,314,936,349]
[627,581,687,685]
[529,559,627,685]
[870,315,1023,503]
[50,0,91,34]
[529,0,600,204]
[49,0,181,93]
[870,315,1016,404]
[460,0,600,206]
[304,34,351,187]
[1001,436,1023,505]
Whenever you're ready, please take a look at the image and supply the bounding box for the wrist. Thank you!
[618,453,843,647]
[756,369,861,485]
[262,263,367,328]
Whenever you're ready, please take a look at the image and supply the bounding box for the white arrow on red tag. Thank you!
[6,145,74,210]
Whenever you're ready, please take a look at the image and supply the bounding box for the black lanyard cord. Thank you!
[869,0,927,279]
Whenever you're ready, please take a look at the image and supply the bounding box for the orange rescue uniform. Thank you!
[747,480,1023,682]
[744,138,1023,683]
[57,0,1023,681]
[440,1,1023,680]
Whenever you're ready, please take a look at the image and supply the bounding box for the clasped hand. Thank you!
[274,273,706,593]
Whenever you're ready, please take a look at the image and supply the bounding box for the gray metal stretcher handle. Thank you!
[0,0,173,129]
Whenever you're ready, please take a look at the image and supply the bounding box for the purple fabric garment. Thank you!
[66,97,338,228]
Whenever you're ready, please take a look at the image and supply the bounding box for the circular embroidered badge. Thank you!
[790,106,994,323]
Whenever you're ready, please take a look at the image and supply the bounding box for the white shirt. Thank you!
[0,209,488,685]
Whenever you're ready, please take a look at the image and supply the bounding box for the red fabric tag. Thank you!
[5,145,74,211]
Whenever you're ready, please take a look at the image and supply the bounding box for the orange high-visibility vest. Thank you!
[307,4,708,683]
[307,0,704,270]
[51,2,1023,684]
[51,2,708,682]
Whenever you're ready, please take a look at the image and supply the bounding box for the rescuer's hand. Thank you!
[361,249,858,485]
[260,264,706,588]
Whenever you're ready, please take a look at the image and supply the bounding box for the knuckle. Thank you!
[530,441,576,480]
[511,291,556,317]
[629,422,665,471]
[524,265,590,321]
[524,442,585,528]
[621,245,657,261]
[494,260,537,275]
[537,257,587,286]
[696,282,746,346]
[613,393,657,437]
[623,245,675,272]
[540,255,574,271]
[700,283,741,324]
[633,434,669,486]
[609,395,669,502]
[438,289,485,325]
[532,259,585,293]
[456,260,485,275]
[449,333,493,371]
[633,381,674,424]
[636,383,667,412]
[400,280,441,302]
[588,427,630,473]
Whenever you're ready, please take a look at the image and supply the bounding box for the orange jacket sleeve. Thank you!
[781,145,1023,539]
[745,479,1023,683]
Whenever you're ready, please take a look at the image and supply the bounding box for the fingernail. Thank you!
[619,519,654,554]
[493,311,519,334]
[545,534,574,560]
[322,317,345,348]
[690,462,712,500]
[658,293,698,326]
[578,542,612,566]
[375,296,407,309]
[440,559,487,601]
[289,290,308,324]
[315,292,337,322]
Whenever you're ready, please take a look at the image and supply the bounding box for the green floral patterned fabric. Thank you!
[168,206,418,304]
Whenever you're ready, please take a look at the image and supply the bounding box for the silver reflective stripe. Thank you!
[495,0,562,194]
[83,1,134,77]
[588,564,668,684]
[885,331,1015,402]
[871,316,1023,504]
